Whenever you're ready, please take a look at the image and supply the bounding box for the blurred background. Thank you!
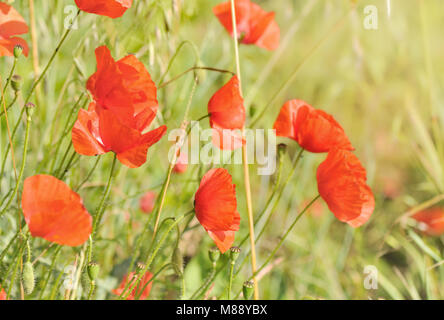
[1,0,444,299]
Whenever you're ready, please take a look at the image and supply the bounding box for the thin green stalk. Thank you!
[120,211,193,300]
[0,107,26,183]
[228,261,235,300]
[6,236,26,299]
[75,156,101,192]
[190,262,217,300]
[0,109,32,218]
[234,195,320,299]
[92,154,118,236]
[23,10,80,106]
[0,92,18,117]
[1,57,18,100]
[38,245,62,299]
[158,66,234,89]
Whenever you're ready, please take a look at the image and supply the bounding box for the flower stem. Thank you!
[228,261,235,300]
[0,108,32,218]
[229,0,259,299]
[92,153,118,236]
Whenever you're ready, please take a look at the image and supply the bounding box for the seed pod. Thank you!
[11,75,22,92]
[25,102,35,118]
[87,262,100,281]
[22,261,35,295]
[172,247,183,276]
[13,45,23,58]
[242,280,254,300]
[208,247,220,263]
[229,247,241,263]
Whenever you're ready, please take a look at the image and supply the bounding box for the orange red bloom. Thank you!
[139,191,156,214]
[72,46,166,168]
[0,2,29,57]
[317,148,375,227]
[21,175,92,247]
[208,76,245,150]
[74,0,133,18]
[112,271,153,300]
[194,168,240,253]
[413,208,444,236]
[274,99,354,153]
[0,287,6,300]
[213,0,280,50]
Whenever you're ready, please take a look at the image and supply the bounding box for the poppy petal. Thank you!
[21,175,92,246]
[74,0,133,18]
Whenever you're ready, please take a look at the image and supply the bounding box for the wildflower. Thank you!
[72,46,166,168]
[194,168,240,253]
[208,76,245,150]
[317,148,375,227]
[74,0,133,18]
[413,208,444,236]
[0,3,29,57]
[274,99,353,153]
[21,175,92,246]
[213,0,280,50]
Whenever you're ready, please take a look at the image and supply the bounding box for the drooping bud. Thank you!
[13,45,23,58]
[277,143,287,158]
[172,247,184,277]
[242,280,254,300]
[11,75,22,92]
[22,261,35,294]
[229,247,241,263]
[208,247,220,264]
[87,262,100,281]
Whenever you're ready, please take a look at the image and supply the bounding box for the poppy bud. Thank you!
[277,143,287,158]
[87,262,100,281]
[242,280,254,300]
[25,102,35,118]
[11,75,22,92]
[22,261,35,294]
[249,105,256,118]
[14,45,23,58]
[172,247,184,277]
[208,247,220,264]
[229,246,241,263]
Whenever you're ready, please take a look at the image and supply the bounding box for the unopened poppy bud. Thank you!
[229,247,241,263]
[14,45,23,58]
[249,105,256,118]
[136,262,146,275]
[22,261,35,294]
[277,143,287,157]
[208,247,220,263]
[87,262,100,281]
[11,75,22,92]
[25,102,35,118]
[242,280,254,300]
[172,247,184,276]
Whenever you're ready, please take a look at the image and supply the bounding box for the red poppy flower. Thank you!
[139,191,156,214]
[0,287,6,300]
[72,102,166,168]
[112,271,153,300]
[273,99,354,153]
[21,175,92,247]
[194,168,240,253]
[74,0,132,18]
[86,46,159,132]
[208,76,245,150]
[0,3,29,57]
[213,0,280,50]
[412,208,444,236]
[317,148,375,227]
